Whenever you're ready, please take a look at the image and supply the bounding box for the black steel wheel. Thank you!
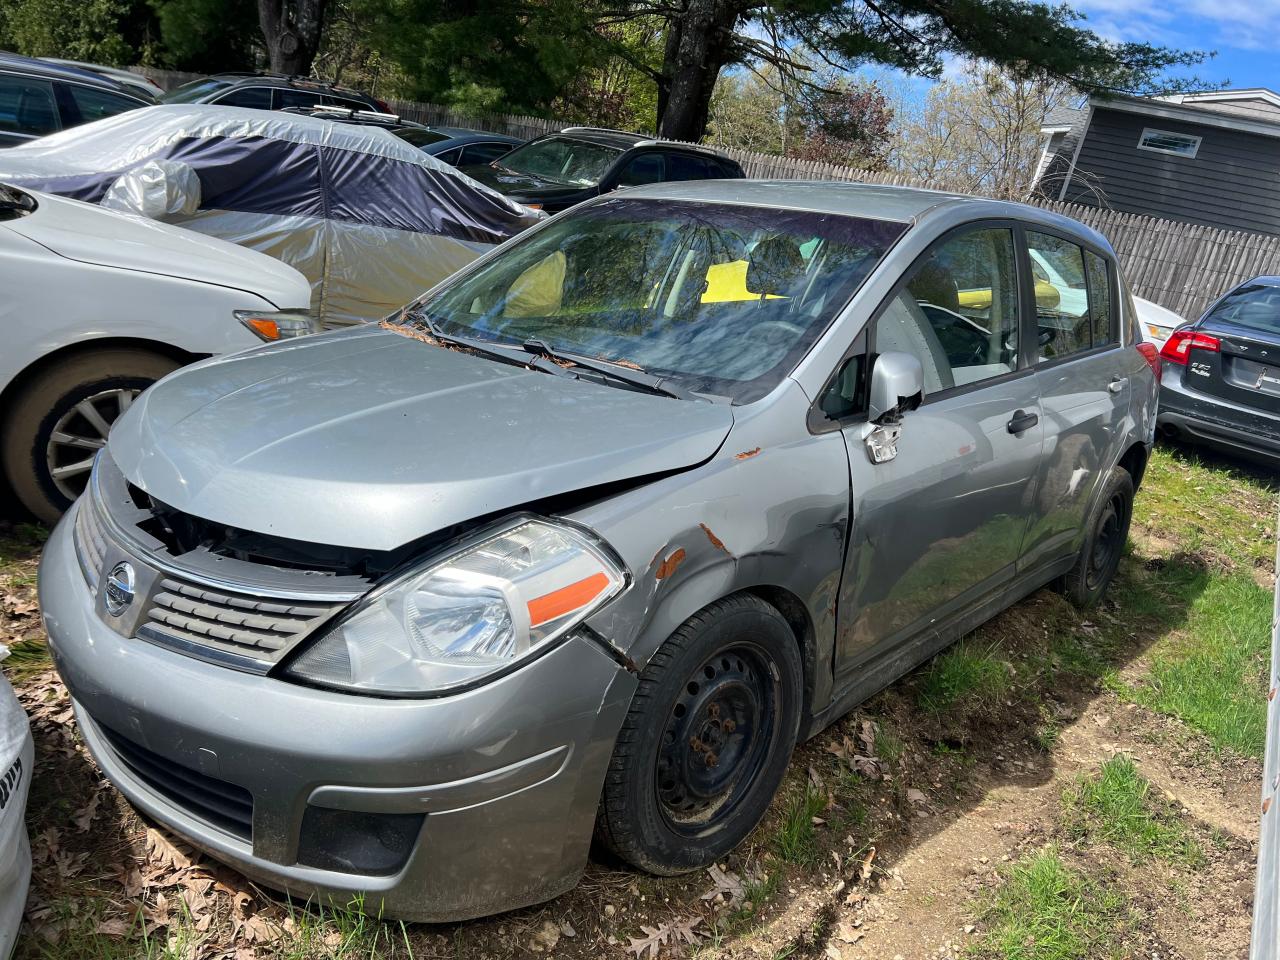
[1062,466,1134,609]
[596,593,803,875]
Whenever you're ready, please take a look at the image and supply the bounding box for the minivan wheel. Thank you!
[2,349,178,523]
[595,594,803,875]
[1060,466,1134,609]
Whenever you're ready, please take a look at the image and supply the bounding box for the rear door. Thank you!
[830,223,1044,675]
[1020,230,1133,571]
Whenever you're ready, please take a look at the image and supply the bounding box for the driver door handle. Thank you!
[1007,409,1039,434]
[1108,376,1127,394]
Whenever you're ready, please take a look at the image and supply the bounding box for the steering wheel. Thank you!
[753,320,806,343]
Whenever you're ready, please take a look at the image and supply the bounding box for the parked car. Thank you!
[0,182,314,522]
[462,126,745,212]
[1158,275,1280,464]
[0,644,32,960]
[40,181,1156,923]
[1134,295,1186,349]
[0,105,543,327]
[38,59,163,100]
[0,52,150,147]
[294,106,522,167]
[161,72,387,113]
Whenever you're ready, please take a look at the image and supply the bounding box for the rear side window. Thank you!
[617,153,664,186]
[873,227,1020,395]
[0,74,59,137]
[64,84,141,123]
[273,88,322,110]
[665,153,712,181]
[217,86,272,109]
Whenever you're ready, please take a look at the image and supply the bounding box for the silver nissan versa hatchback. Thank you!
[40,181,1158,921]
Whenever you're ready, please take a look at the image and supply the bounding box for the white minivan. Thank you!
[0,184,314,522]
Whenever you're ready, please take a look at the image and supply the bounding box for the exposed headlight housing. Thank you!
[285,518,626,695]
[235,309,318,341]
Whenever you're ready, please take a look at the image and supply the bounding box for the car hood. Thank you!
[460,164,588,203]
[4,189,309,308]
[108,327,734,551]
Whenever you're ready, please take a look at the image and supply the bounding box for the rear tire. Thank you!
[1061,466,1134,609]
[595,593,803,875]
[2,350,178,524]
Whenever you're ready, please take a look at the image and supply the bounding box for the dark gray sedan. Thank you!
[40,181,1156,922]
[1157,275,1280,464]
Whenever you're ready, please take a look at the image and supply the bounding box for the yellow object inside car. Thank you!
[701,260,783,303]
[957,281,1061,311]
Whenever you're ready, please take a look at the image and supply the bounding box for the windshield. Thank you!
[496,136,622,186]
[162,78,233,103]
[405,197,908,402]
[1204,283,1280,336]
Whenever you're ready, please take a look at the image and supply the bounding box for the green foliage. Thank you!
[773,783,826,865]
[0,0,140,65]
[149,0,260,71]
[919,641,1010,714]
[1062,756,1201,865]
[974,848,1129,960]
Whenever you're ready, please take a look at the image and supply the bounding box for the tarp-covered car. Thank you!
[0,105,544,326]
[0,645,32,958]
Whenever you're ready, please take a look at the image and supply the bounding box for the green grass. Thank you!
[1126,571,1272,758]
[773,783,826,865]
[972,848,1128,960]
[1061,756,1201,865]
[919,640,1011,713]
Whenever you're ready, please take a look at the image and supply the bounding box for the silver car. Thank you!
[39,182,1158,921]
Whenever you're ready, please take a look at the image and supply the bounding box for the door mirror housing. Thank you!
[867,351,924,424]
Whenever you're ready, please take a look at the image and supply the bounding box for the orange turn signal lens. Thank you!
[244,317,281,340]
[527,571,610,627]
[235,310,317,342]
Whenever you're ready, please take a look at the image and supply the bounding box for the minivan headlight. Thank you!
[285,518,626,695]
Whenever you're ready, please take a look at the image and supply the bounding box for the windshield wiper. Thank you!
[406,313,573,379]
[522,339,695,401]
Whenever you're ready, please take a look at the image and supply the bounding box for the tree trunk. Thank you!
[257,0,328,75]
[656,0,739,142]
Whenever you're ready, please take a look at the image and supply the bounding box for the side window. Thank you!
[1084,251,1114,347]
[874,228,1020,395]
[1027,231,1091,360]
[616,153,664,187]
[217,86,273,109]
[461,142,512,165]
[433,147,462,166]
[0,74,59,137]
[64,85,140,123]
[273,88,321,110]
[665,153,711,181]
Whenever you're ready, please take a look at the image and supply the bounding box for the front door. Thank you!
[831,225,1044,677]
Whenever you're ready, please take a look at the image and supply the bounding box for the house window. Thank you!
[1137,128,1201,158]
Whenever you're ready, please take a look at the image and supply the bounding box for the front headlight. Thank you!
[235,309,318,341]
[285,518,626,695]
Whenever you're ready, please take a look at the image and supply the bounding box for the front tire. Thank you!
[2,349,178,523]
[1061,466,1134,609]
[595,593,803,875]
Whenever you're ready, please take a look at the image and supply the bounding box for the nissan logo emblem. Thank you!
[104,561,136,616]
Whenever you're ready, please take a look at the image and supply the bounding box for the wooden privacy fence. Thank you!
[128,65,1280,318]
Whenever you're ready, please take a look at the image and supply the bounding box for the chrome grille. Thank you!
[142,578,340,661]
[73,496,107,591]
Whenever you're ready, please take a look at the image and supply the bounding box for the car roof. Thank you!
[0,51,140,95]
[611,179,1112,249]
[539,127,737,163]
[208,73,372,98]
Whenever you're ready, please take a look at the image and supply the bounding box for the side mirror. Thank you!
[867,351,924,424]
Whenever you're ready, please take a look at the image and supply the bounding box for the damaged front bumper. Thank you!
[40,509,637,922]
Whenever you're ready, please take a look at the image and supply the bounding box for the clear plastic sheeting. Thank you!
[0,105,544,327]
[0,644,32,960]
[102,159,202,220]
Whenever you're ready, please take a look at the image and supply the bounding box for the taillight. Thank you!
[374,97,391,112]
[1158,328,1220,365]
[1135,341,1161,384]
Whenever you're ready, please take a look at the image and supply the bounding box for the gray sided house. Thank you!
[1034,89,1280,235]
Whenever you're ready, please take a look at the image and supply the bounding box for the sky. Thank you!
[1070,0,1280,91]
